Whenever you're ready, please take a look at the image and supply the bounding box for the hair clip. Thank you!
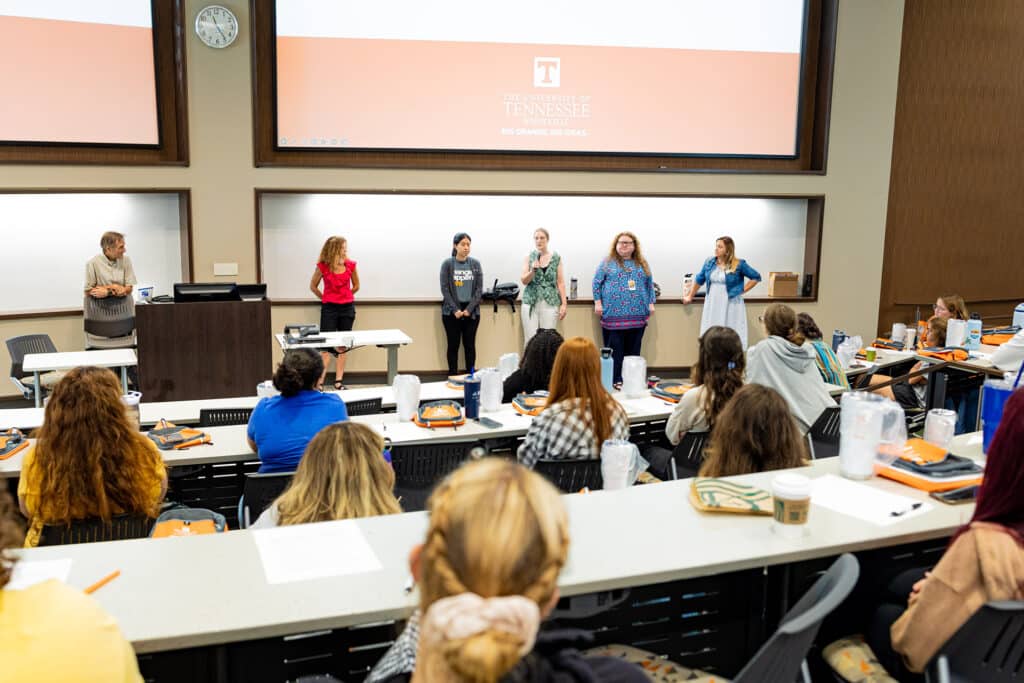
[727,361,736,370]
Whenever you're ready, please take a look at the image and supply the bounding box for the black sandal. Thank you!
[334,381,346,391]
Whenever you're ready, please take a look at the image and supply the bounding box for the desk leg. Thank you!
[33,371,41,408]
[386,345,399,385]
[121,366,129,394]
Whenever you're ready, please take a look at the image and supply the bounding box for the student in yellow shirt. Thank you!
[0,487,143,682]
[18,366,166,547]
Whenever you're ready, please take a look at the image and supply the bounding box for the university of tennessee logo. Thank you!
[534,57,560,88]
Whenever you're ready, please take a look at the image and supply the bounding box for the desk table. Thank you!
[23,348,137,407]
[13,453,977,657]
[275,329,413,384]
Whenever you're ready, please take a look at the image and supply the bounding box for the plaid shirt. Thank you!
[365,610,419,683]
[517,398,630,469]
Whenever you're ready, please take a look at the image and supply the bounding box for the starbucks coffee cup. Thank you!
[772,473,812,539]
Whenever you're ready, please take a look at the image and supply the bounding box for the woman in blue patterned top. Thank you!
[592,231,656,386]
[682,236,761,350]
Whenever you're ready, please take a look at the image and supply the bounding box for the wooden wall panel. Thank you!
[878,0,1024,330]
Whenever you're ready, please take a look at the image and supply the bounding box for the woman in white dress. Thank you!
[682,236,761,349]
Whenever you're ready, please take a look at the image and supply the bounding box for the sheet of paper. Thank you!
[812,474,932,526]
[253,519,382,585]
[967,433,982,446]
[6,557,73,590]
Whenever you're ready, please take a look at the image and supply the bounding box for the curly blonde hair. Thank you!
[32,366,163,524]
[416,459,569,682]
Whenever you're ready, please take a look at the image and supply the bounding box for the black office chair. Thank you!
[6,333,63,401]
[390,442,473,512]
[238,472,295,528]
[199,407,255,427]
[345,397,383,416]
[669,431,709,479]
[83,293,136,340]
[808,406,841,460]
[37,513,154,546]
[926,601,1024,683]
[534,458,603,493]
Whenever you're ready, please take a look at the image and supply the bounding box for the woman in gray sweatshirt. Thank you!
[745,303,836,433]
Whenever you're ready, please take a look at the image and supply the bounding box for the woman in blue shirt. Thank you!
[592,231,656,386]
[246,348,349,473]
[682,236,761,349]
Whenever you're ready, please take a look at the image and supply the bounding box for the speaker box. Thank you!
[802,274,814,297]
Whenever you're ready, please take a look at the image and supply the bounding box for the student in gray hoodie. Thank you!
[745,303,836,433]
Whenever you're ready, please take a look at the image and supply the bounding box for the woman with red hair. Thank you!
[864,389,1024,678]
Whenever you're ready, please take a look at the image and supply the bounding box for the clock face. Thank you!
[195,5,238,48]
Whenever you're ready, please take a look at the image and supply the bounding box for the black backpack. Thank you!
[482,279,520,313]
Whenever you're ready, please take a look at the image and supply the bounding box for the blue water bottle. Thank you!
[831,329,846,353]
[600,347,614,391]
[463,368,481,420]
[966,313,982,350]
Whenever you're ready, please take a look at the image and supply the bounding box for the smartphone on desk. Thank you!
[930,484,978,505]
[476,417,503,429]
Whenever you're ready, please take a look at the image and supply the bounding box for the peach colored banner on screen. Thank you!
[277,37,800,155]
[0,15,159,145]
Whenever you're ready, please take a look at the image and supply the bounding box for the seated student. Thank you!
[745,303,836,432]
[836,389,1024,682]
[698,384,809,478]
[665,325,745,445]
[366,459,648,683]
[502,328,564,403]
[797,312,851,390]
[247,348,349,473]
[250,422,401,529]
[0,488,144,682]
[869,316,947,410]
[18,367,166,548]
[991,327,1024,373]
[516,337,629,468]
[932,293,969,321]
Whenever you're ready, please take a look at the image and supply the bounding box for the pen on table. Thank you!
[403,575,415,594]
[890,502,923,517]
[85,569,121,594]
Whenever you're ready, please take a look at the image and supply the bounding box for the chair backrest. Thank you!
[6,334,58,378]
[733,553,859,683]
[928,601,1024,683]
[808,405,841,460]
[390,442,473,511]
[37,513,154,546]
[669,431,709,479]
[534,458,603,493]
[240,472,295,528]
[83,294,136,338]
[345,397,383,416]
[199,407,255,427]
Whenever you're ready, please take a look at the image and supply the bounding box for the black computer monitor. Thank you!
[236,283,268,301]
[173,282,240,303]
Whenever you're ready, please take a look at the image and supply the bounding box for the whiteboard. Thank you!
[0,193,186,314]
[260,193,808,300]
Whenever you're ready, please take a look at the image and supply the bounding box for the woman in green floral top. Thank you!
[520,228,567,344]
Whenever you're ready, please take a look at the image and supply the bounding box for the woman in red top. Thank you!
[309,236,360,390]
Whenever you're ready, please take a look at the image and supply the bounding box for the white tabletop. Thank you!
[13,452,978,654]
[275,328,412,351]
[844,348,916,376]
[22,348,137,373]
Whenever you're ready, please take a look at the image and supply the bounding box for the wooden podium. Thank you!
[136,300,272,401]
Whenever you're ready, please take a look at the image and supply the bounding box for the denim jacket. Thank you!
[693,257,761,299]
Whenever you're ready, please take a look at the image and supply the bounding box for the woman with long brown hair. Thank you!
[250,422,401,528]
[666,325,745,445]
[17,366,166,547]
[592,231,656,387]
[698,384,809,478]
[683,236,761,349]
[1,487,144,681]
[310,235,360,389]
[745,303,835,432]
[517,337,629,468]
[366,459,647,683]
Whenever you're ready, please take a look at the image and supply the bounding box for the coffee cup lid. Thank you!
[772,473,812,499]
